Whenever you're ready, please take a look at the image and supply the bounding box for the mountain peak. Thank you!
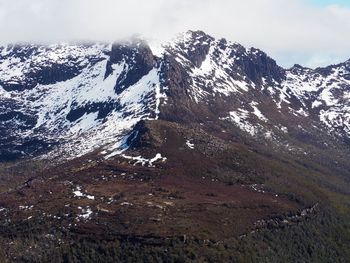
[180,30,214,41]
[0,30,349,162]
[171,30,214,50]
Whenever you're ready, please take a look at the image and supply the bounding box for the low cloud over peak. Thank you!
[0,0,349,68]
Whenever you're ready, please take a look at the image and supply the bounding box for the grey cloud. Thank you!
[0,0,349,68]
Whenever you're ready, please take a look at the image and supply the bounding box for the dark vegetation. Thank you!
[0,205,348,262]
[0,120,349,262]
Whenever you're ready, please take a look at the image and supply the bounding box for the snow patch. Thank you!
[186,140,194,149]
[250,102,268,122]
[297,108,309,117]
[312,100,323,108]
[77,206,93,220]
[121,153,167,167]
[223,109,258,136]
[73,186,95,200]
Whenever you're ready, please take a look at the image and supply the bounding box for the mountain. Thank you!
[1,31,349,162]
[0,31,349,262]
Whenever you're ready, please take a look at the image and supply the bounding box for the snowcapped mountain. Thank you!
[0,30,349,161]
[284,62,350,136]
[1,31,350,262]
[0,41,166,160]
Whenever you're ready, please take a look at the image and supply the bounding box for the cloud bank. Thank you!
[0,0,349,68]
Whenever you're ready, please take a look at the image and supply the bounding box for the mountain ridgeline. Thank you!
[0,30,349,161]
[0,31,349,262]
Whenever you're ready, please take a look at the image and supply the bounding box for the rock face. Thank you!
[0,30,349,161]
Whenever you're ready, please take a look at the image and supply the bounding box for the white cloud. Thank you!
[0,0,349,68]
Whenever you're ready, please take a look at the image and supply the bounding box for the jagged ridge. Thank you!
[0,30,349,161]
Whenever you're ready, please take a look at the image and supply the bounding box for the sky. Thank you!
[309,0,349,7]
[0,0,349,68]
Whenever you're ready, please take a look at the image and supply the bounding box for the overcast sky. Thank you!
[0,0,349,68]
